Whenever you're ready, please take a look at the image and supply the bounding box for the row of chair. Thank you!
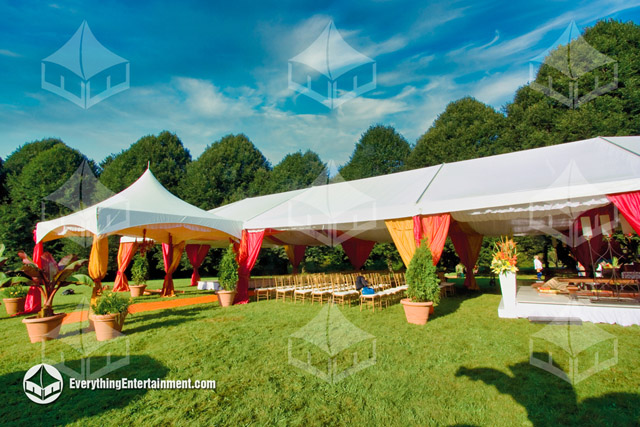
[251,271,455,311]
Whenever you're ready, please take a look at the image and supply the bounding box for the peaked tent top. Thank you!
[289,21,374,80]
[37,169,242,243]
[42,21,128,80]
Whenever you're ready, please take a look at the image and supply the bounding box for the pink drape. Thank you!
[234,229,265,304]
[608,192,640,235]
[186,244,210,286]
[113,242,139,292]
[341,237,375,270]
[449,221,483,290]
[284,245,306,274]
[413,214,451,265]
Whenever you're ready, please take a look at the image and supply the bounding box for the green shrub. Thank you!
[131,253,149,285]
[2,283,28,299]
[405,239,441,304]
[217,244,239,291]
[92,292,132,315]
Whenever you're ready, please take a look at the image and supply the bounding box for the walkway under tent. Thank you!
[209,136,640,325]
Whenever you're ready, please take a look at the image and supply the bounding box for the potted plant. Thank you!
[0,243,28,315]
[90,292,132,341]
[130,253,149,297]
[401,239,441,325]
[216,244,238,307]
[17,251,93,343]
[491,237,519,318]
[2,284,28,316]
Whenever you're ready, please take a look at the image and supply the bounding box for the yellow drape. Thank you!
[385,218,417,267]
[88,234,109,284]
[88,234,109,300]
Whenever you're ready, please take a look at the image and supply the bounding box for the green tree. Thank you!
[3,138,62,179]
[501,20,640,150]
[182,134,270,209]
[0,142,89,267]
[0,156,6,202]
[100,131,191,195]
[407,97,506,168]
[340,125,411,180]
[259,150,326,194]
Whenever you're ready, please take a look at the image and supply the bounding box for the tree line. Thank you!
[0,20,638,278]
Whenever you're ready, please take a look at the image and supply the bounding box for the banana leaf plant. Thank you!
[17,251,94,318]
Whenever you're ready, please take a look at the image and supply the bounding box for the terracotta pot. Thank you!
[217,290,237,307]
[90,312,128,341]
[3,297,25,316]
[130,285,147,298]
[401,299,433,325]
[22,313,66,343]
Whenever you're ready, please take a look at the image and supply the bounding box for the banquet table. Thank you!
[197,280,220,291]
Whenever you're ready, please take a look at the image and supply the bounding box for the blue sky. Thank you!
[0,0,638,167]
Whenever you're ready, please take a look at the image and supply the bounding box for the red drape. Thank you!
[413,214,451,265]
[565,206,614,275]
[22,229,43,314]
[234,229,265,304]
[449,221,483,290]
[186,244,210,286]
[608,192,640,235]
[113,242,139,292]
[284,245,306,274]
[341,237,375,270]
[32,229,43,268]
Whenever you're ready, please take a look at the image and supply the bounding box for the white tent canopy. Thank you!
[37,169,242,244]
[210,136,640,241]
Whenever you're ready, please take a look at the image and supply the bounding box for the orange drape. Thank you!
[385,218,417,267]
[449,221,483,290]
[88,234,109,290]
[113,242,139,292]
[414,214,451,265]
[284,244,306,274]
[161,236,186,297]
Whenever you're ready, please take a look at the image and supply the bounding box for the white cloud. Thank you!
[0,49,20,57]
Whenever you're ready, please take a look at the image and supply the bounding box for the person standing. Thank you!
[534,255,543,282]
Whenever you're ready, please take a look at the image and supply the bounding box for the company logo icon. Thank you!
[288,304,376,384]
[42,159,117,247]
[529,20,618,109]
[288,21,376,109]
[40,298,131,381]
[529,319,618,384]
[42,20,130,109]
[23,363,64,404]
[283,164,378,247]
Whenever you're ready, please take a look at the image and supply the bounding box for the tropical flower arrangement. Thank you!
[491,237,518,275]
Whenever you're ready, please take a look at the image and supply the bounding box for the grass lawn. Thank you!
[1,277,639,426]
